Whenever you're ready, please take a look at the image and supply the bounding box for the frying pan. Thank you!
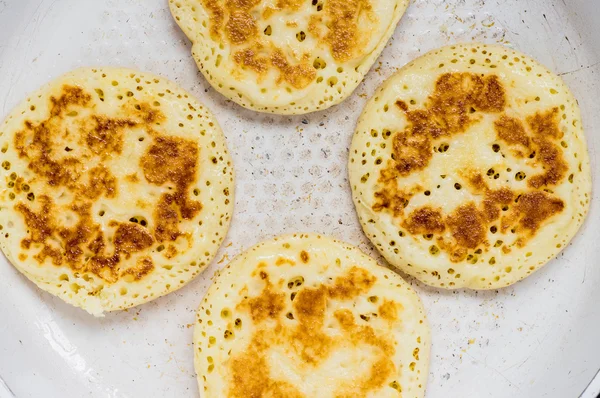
[0,0,598,396]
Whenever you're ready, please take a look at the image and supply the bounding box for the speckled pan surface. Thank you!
[0,1,598,398]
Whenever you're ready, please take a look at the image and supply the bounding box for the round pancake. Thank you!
[169,0,409,115]
[349,43,591,290]
[194,233,430,397]
[0,67,234,315]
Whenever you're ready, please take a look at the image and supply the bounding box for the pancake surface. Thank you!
[169,0,409,114]
[349,43,591,289]
[0,67,234,315]
[194,233,430,397]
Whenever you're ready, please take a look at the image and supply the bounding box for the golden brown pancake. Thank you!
[349,43,591,289]
[0,67,234,315]
[194,233,430,396]
[169,0,410,114]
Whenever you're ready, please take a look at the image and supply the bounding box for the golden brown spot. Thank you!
[528,107,563,140]
[49,85,92,117]
[395,100,408,111]
[141,136,202,242]
[125,173,139,183]
[275,257,296,266]
[511,191,565,236]
[402,206,446,235]
[293,286,327,323]
[225,11,257,44]
[201,0,225,39]
[333,309,395,397]
[112,222,154,259]
[299,250,309,263]
[378,299,398,322]
[233,47,269,74]
[483,187,514,222]
[324,0,375,62]
[291,287,332,365]
[120,256,155,281]
[276,0,304,10]
[85,116,136,156]
[15,121,83,189]
[228,346,305,398]
[467,172,488,192]
[328,266,376,299]
[270,49,316,90]
[527,108,568,188]
[15,195,55,253]
[242,285,286,323]
[446,203,486,250]
[85,166,117,199]
[494,115,530,149]
[163,245,178,259]
[372,166,416,217]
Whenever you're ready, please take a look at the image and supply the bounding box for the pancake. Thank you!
[349,43,591,289]
[194,233,430,397]
[0,67,234,315]
[169,0,409,114]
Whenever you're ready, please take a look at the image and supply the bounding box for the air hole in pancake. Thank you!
[313,58,326,69]
[94,89,105,101]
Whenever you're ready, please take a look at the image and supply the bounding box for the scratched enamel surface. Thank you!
[0,0,599,397]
